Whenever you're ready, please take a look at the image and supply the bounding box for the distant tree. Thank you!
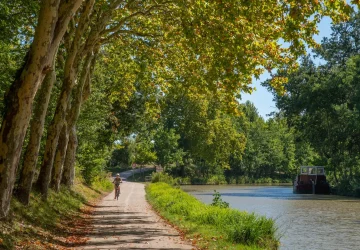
[265,29,360,187]
[230,102,297,179]
[134,139,157,167]
[154,127,184,170]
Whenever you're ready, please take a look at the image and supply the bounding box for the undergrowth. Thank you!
[0,178,112,249]
[146,182,279,250]
[151,172,291,185]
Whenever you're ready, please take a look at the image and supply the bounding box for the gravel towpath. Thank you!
[76,181,194,250]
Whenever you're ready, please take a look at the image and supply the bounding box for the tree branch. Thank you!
[101,2,171,37]
[101,29,162,44]
[52,0,83,48]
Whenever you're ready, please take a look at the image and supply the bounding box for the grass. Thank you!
[146,182,279,250]
[0,178,113,249]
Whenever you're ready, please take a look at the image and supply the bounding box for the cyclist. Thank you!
[113,173,122,199]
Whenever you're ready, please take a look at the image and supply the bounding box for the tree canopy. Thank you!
[0,0,357,218]
[264,11,360,194]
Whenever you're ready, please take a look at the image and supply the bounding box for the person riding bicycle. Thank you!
[113,173,122,199]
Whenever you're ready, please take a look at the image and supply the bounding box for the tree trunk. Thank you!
[35,0,96,200]
[37,51,94,197]
[62,126,77,187]
[36,65,78,198]
[50,124,69,192]
[0,0,82,218]
[51,54,92,191]
[61,53,95,188]
[16,65,56,205]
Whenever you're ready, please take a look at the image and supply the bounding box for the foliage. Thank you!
[0,0,38,118]
[224,102,297,181]
[151,172,176,185]
[263,12,360,195]
[154,127,184,168]
[107,140,136,172]
[0,0,358,217]
[146,183,278,249]
[159,87,246,177]
[76,63,117,184]
[134,139,157,166]
[90,174,114,192]
[211,191,229,208]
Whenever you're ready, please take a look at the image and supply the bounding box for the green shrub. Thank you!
[272,179,280,184]
[237,176,252,184]
[151,172,175,185]
[146,183,279,249]
[255,177,273,184]
[211,190,229,208]
[227,176,237,184]
[91,176,113,191]
[174,177,191,185]
[206,175,227,185]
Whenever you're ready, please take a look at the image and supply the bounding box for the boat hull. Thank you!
[293,182,330,194]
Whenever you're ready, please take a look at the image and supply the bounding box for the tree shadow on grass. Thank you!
[83,184,103,194]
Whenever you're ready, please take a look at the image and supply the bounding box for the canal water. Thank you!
[181,185,360,250]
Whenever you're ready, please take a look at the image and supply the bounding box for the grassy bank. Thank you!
[0,179,112,249]
[146,182,279,249]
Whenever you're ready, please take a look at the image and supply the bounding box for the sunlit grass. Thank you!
[0,178,112,249]
[146,182,279,250]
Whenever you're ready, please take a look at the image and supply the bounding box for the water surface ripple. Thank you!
[181,185,360,250]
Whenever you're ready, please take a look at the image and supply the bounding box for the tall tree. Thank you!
[0,0,356,217]
[0,0,83,218]
[265,49,360,189]
[16,51,58,205]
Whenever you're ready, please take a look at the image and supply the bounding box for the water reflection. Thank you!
[181,185,360,250]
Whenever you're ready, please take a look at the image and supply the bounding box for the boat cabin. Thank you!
[297,166,326,184]
[293,166,330,194]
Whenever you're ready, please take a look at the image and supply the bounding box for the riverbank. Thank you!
[146,182,279,249]
[0,179,112,249]
[184,184,360,249]
[151,172,292,186]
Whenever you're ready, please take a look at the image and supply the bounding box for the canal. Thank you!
[181,185,360,250]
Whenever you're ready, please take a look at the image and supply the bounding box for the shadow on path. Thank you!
[74,182,193,250]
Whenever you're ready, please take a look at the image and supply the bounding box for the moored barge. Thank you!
[293,166,330,194]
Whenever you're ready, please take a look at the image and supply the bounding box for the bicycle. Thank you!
[115,184,120,200]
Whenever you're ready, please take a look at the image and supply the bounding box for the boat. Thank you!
[293,166,330,194]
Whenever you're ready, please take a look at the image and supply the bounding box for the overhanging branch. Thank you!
[101,29,162,44]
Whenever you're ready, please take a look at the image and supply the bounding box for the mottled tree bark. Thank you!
[36,59,78,198]
[16,64,56,205]
[51,124,69,192]
[61,51,95,187]
[36,0,96,200]
[60,53,95,189]
[62,127,77,187]
[36,52,93,197]
[0,0,82,218]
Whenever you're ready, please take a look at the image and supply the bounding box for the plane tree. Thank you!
[0,0,356,217]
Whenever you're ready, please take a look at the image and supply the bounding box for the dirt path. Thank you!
[76,182,194,250]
